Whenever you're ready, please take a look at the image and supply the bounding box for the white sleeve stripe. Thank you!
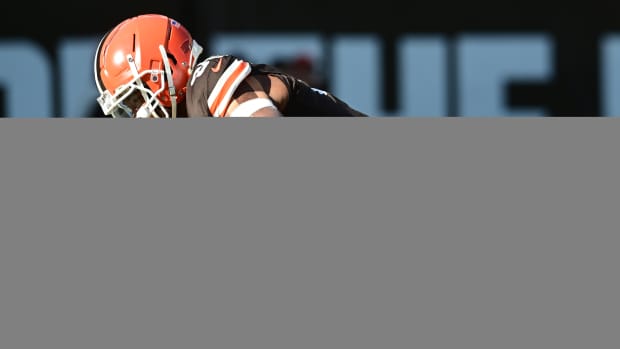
[207,59,242,107]
[229,98,278,117]
[207,59,252,117]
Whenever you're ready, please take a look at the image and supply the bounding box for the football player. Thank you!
[94,14,367,118]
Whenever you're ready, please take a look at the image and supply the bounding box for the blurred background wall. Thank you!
[1,0,620,117]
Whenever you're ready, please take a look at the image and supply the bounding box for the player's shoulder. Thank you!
[202,54,236,64]
[188,54,254,117]
[193,54,252,77]
[201,54,251,67]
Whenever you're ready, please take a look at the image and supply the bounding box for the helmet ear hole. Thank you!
[167,53,178,65]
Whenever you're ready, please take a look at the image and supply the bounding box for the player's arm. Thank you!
[224,75,287,117]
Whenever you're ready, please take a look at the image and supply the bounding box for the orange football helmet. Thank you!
[94,14,203,117]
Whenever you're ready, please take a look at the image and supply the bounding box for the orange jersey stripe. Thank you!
[209,61,250,116]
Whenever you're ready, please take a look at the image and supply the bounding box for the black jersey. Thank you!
[185,55,367,117]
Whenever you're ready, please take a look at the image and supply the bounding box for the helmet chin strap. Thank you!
[121,47,179,118]
[160,45,177,118]
[125,54,161,118]
[189,40,204,75]
[170,96,177,118]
